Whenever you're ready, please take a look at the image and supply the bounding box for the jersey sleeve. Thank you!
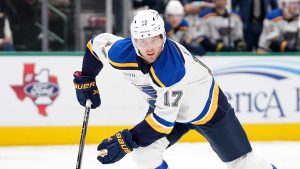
[179,19,189,31]
[195,9,214,39]
[130,81,185,147]
[258,19,281,51]
[258,10,283,51]
[81,33,123,76]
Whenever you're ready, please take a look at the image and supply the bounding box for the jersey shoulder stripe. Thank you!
[86,39,100,61]
[178,26,189,31]
[165,18,189,33]
[149,67,165,87]
[191,78,220,125]
[179,18,189,29]
[267,9,283,22]
[199,8,217,18]
[149,39,186,88]
[145,113,174,134]
[229,11,242,20]
[107,37,139,70]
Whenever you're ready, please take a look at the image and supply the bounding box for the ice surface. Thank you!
[0,142,299,169]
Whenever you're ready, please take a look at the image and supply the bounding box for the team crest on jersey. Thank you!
[11,63,60,116]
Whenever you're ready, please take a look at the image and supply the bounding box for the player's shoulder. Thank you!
[180,18,189,27]
[267,8,283,22]
[198,8,217,19]
[107,37,138,69]
[150,39,186,88]
[178,18,189,31]
[229,11,241,20]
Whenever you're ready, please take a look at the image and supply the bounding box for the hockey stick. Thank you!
[76,99,92,169]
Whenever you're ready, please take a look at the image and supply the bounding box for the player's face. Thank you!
[134,35,164,64]
[215,0,227,8]
[166,15,183,28]
[287,2,299,15]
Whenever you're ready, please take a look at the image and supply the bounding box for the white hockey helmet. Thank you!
[130,9,166,55]
[165,0,184,16]
[131,9,166,39]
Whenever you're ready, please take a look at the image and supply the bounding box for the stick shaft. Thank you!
[76,100,92,169]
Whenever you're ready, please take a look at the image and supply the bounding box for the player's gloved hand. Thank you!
[73,71,100,109]
[97,129,138,164]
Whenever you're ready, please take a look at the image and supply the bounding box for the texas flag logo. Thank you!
[11,64,60,116]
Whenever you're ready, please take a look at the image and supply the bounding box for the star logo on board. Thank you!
[11,63,60,116]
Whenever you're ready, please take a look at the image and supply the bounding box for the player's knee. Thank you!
[132,137,169,169]
[226,152,275,169]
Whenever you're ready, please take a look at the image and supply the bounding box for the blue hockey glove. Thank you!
[73,71,100,109]
[97,129,138,164]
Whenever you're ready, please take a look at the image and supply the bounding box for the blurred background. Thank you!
[0,0,300,168]
[0,0,299,53]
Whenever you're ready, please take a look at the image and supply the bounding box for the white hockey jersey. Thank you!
[82,33,226,146]
[258,8,300,51]
[196,8,245,48]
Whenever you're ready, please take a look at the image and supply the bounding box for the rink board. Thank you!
[0,53,300,145]
[1,124,300,146]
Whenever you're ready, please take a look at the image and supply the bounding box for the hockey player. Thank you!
[195,0,246,51]
[73,9,277,169]
[165,0,190,43]
[164,0,205,55]
[258,0,300,52]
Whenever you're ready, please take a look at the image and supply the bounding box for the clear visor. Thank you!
[134,35,163,49]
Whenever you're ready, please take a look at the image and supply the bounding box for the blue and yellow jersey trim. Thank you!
[149,67,166,87]
[199,8,242,20]
[267,9,284,22]
[178,19,189,31]
[203,13,217,19]
[145,113,175,134]
[191,78,220,125]
[149,39,185,88]
[178,26,189,31]
[165,18,189,37]
[166,26,189,37]
[107,37,140,70]
[199,8,217,19]
[108,58,138,68]
[167,30,174,37]
[86,39,101,61]
[272,16,283,22]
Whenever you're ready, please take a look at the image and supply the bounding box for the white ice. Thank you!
[0,142,299,169]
